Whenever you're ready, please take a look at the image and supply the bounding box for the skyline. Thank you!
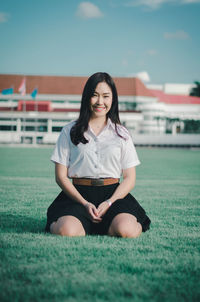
[0,0,200,84]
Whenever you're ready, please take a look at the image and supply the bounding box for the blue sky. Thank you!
[0,0,200,84]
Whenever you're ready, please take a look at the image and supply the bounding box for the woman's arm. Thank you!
[97,167,136,217]
[109,166,136,203]
[55,163,87,205]
[55,163,101,222]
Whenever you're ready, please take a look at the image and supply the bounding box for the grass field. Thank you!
[0,146,200,302]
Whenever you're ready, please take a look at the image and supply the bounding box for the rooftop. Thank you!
[0,74,154,97]
[150,89,200,105]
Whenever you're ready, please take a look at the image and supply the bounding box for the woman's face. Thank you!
[90,82,113,118]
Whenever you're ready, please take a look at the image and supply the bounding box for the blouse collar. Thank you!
[87,118,115,138]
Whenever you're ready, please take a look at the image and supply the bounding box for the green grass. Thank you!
[0,146,200,302]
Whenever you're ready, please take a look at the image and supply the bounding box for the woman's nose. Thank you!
[96,96,104,104]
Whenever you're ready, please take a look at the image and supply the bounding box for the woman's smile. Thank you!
[93,106,106,112]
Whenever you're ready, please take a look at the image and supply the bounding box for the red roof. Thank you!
[150,89,200,104]
[17,101,52,112]
[0,74,154,97]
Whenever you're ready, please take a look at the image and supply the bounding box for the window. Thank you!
[25,126,35,131]
[0,125,17,131]
[38,119,47,123]
[52,126,62,132]
[52,119,70,122]
[38,126,47,132]
[0,118,17,121]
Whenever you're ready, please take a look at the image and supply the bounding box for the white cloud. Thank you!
[136,71,151,82]
[126,71,151,82]
[0,12,10,23]
[125,0,200,9]
[76,2,104,19]
[164,30,189,40]
[146,49,158,56]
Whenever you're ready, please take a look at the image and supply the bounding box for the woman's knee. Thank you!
[117,222,142,238]
[50,216,86,237]
[108,213,142,238]
[57,223,75,236]
[57,223,86,237]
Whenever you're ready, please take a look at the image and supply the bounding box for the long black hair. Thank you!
[70,72,123,145]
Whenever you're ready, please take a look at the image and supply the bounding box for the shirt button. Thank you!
[94,165,98,168]
[95,151,98,154]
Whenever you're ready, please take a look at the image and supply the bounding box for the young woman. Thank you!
[45,72,151,237]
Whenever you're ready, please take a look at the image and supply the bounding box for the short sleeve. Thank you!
[51,127,70,167]
[121,134,140,170]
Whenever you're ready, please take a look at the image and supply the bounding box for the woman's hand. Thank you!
[97,201,110,218]
[84,202,102,223]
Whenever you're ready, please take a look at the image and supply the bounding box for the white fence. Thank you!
[0,132,200,147]
[130,133,200,146]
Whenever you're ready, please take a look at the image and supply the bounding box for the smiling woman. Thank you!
[45,72,151,238]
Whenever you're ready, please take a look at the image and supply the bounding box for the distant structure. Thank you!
[0,74,200,146]
[147,83,196,95]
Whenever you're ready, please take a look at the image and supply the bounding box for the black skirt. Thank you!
[45,183,151,235]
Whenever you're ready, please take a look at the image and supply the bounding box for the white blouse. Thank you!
[51,118,140,179]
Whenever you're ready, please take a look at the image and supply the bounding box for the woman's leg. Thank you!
[50,215,86,237]
[108,213,142,238]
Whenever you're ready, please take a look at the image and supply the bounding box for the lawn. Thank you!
[0,146,200,302]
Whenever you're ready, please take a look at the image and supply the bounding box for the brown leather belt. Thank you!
[72,178,119,186]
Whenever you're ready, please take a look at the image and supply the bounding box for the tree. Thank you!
[190,81,200,97]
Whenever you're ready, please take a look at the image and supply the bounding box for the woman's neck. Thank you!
[89,116,107,127]
[89,117,107,135]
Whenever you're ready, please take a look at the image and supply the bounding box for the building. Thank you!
[0,74,200,146]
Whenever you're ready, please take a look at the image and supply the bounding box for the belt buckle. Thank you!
[91,179,104,186]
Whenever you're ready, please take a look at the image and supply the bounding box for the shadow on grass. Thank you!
[0,212,46,234]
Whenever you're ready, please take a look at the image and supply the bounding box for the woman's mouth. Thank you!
[93,106,106,112]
